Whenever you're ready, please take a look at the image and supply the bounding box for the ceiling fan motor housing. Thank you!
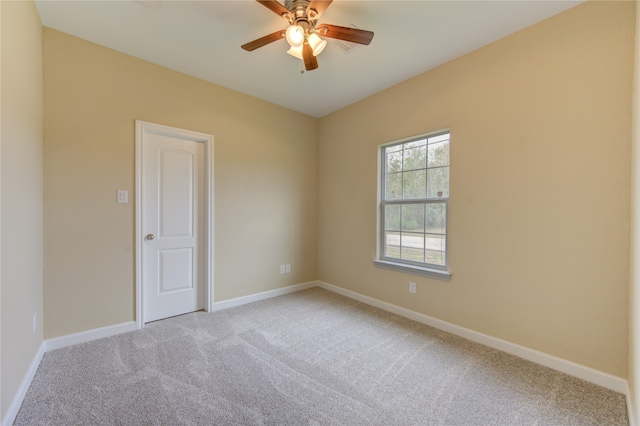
[285,0,315,26]
[285,0,311,14]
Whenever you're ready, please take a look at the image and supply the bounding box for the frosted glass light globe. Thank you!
[285,25,304,48]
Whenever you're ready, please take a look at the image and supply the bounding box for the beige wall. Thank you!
[629,0,640,421]
[1,0,44,418]
[318,1,635,377]
[43,29,318,338]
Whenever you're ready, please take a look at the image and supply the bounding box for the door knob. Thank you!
[146,234,155,241]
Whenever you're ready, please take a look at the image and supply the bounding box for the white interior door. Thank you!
[141,126,205,323]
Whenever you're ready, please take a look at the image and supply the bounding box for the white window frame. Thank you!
[373,131,451,281]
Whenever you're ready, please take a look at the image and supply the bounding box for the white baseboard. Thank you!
[1,342,45,426]
[316,280,629,394]
[210,281,317,311]
[42,283,315,353]
[44,321,137,352]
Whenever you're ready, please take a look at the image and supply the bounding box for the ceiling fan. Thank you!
[241,0,374,71]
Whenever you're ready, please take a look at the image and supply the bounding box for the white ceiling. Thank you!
[35,0,583,118]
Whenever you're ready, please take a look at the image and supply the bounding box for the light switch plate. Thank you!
[117,190,128,204]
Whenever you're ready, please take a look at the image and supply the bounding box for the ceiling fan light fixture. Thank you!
[285,25,305,47]
[307,33,327,56]
[286,45,303,60]
[242,0,375,71]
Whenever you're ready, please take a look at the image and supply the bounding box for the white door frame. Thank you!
[135,120,214,329]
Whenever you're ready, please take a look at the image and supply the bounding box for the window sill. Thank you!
[373,260,451,281]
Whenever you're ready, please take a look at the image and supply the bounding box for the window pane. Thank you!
[403,145,426,171]
[428,141,449,168]
[401,232,425,263]
[385,231,400,258]
[425,234,446,266]
[404,139,427,149]
[428,133,449,144]
[386,143,403,153]
[403,169,426,199]
[401,204,425,232]
[427,167,449,198]
[402,247,425,263]
[425,203,446,234]
[385,173,402,200]
[385,205,401,231]
[386,150,402,174]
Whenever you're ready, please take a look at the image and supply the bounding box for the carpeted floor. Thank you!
[15,287,628,425]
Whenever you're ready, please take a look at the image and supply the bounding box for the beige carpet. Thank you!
[15,287,628,425]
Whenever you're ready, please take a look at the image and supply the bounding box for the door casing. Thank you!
[135,120,214,329]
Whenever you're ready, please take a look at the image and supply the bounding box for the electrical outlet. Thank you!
[280,265,286,274]
[285,264,291,273]
[409,282,417,294]
[32,313,37,333]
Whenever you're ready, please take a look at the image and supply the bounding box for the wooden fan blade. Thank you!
[257,0,293,20]
[302,42,318,71]
[241,30,285,51]
[306,0,333,20]
[317,24,374,45]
